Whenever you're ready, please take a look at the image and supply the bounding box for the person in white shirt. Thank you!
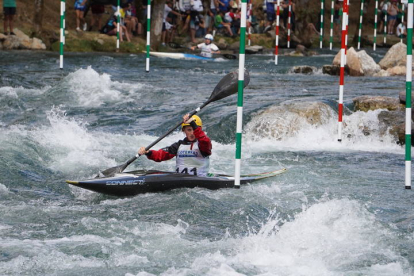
[190,34,220,58]
[396,22,407,38]
[162,1,181,46]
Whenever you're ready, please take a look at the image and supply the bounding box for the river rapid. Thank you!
[0,49,413,275]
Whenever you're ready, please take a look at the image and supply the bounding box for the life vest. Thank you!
[175,141,209,176]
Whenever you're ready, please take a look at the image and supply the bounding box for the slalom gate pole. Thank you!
[320,0,325,48]
[345,0,349,54]
[235,0,247,187]
[59,0,65,69]
[330,0,334,50]
[116,0,120,50]
[384,14,387,44]
[374,0,378,50]
[275,0,280,64]
[338,0,348,142]
[146,0,151,72]
[405,0,413,189]
[357,0,364,49]
[248,0,252,46]
[402,3,406,43]
[287,0,292,48]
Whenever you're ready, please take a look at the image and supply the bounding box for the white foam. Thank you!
[178,199,410,276]
[64,66,148,107]
[0,183,9,194]
[245,106,404,154]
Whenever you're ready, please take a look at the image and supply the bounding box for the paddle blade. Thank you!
[168,42,183,49]
[97,156,138,178]
[208,69,250,103]
[222,54,237,60]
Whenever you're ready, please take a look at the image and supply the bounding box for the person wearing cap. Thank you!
[138,114,212,177]
[190,34,220,57]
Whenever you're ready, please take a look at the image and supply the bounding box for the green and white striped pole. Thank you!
[59,0,65,69]
[146,0,151,72]
[405,0,413,189]
[320,0,325,48]
[330,0,334,50]
[116,0,120,50]
[235,0,248,187]
[402,3,406,43]
[357,0,364,49]
[373,0,378,50]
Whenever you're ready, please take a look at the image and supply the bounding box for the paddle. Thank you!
[97,69,250,178]
[168,42,237,60]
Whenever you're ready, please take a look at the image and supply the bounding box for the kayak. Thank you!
[150,51,214,61]
[66,168,287,197]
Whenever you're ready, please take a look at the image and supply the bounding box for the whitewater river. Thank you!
[0,49,413,275]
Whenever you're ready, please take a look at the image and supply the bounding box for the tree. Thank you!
[34,0,45,35]
[150,0,166,49]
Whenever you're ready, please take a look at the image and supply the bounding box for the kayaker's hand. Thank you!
[183,113,194,124]
[138,147,148,155]
[190,46,196,51]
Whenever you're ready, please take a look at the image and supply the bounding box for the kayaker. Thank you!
[138,114,212,177]
[190,34,220,58]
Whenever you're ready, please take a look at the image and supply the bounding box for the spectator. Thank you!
[214,10,234,36]
[195,14,207,38]
[123,3,140,37]
[163,1,181,45]
[333,0,342,37]
[104,14,131,42]
[218,0,231,13]
[207,0,219,33]
[166,0,180,42]
[264,0,277,33]
[3,0,16,35]
[396,21,406,38]
[379,0,390,33]
[189,0,203,43]
[89,3,105,31]
[282,0,295,32]
[74,0,87,32]
[179,0,192,35]
[387,0,398,34]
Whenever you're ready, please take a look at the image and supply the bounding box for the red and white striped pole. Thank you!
[275,0,280,64]
[287,0,292,48]
[338,0,348,142]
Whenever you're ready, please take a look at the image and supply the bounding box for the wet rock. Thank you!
[378,42,407,69]
[357,50,381,76]
[245,45,263,54]
[373,69,390,77]
[353,96,403,112]
[287,50,304,57]
[322,64,346,75]
[290,65,317,74]
[0,28,46,50]
[378,110,414,145]
[244,101,335,140]
[216,38,228,50]
[333,47,363,76]
[398,90,414,105]
[387,65,407,76]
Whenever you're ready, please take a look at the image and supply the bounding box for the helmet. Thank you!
[181,115,202,129]
[204,34,214,41]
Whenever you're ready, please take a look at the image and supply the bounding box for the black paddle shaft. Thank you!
[98,70,250,177]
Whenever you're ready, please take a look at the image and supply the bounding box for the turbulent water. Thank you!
[1,49,413,276]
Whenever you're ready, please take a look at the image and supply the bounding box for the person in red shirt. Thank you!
[138,114,212,177]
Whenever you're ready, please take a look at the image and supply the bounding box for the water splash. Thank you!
[245,101,403,154]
